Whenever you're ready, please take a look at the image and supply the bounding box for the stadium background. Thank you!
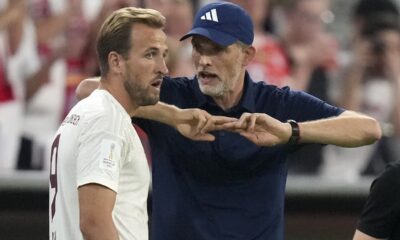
[1,0,399,239]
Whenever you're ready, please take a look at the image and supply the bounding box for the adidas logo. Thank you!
[200,9,219,22]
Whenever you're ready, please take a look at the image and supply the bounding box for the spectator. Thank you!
[18,0,126,170]
[0,0,45,171]
[278,0,340,174]
[351,0,400,34]
[17,0,72,170]
[162,0,195,77]
[323,0,400,180]
[230,0,291,87]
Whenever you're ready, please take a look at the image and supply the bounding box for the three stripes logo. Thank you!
[200,9,219,22]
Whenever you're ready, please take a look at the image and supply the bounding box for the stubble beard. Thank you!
[199,81,226,97]
[198,70,240,98]
[124,78,159,107]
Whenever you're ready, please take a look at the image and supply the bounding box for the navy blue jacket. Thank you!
[134,72,344,240]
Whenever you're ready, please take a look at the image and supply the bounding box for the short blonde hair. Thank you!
[97,7,166,75]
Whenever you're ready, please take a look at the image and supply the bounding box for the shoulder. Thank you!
[365,163,400,205]
[254,82,343,120]
[250,81,306,101]
[72,91,129,133]
[357,163,400,232]
[73,91,107,121]
[373,163,400,189]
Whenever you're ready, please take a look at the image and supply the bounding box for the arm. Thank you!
[222,110,381,147]
[79,184,119,240]
[339,39,371,110]
[286,33,337,91]
[33,1,79,45]
[6,0,26,54]
[76,78,236,140]
[134,102,236,141]
[0,0,25,30]
[75,77,100,100]
[353,230,383,240]
[298,111,381,147]
[25,48,65,101]
[286,45,314,91]
[339,63,365,111]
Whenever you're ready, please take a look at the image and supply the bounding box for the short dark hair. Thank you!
[352,0,400,19]
[361,13,400,37]
[96,7,166,76]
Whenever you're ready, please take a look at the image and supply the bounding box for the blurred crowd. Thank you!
[0,0,399,181]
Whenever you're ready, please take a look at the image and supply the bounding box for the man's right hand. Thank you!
[220,112,291,146]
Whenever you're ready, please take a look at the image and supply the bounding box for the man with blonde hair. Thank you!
[49,7,167,240]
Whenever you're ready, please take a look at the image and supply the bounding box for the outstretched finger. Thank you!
[213,116,237,124]
[207,116,237,131]
[195,111,209,132]
[214,121,238,131]
[193,133,215,141]
[247,114,258,132]
[200,117,216,133]
[237,113,252,129]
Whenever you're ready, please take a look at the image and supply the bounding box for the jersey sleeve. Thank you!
[279,88,345,122]
[76,113,125,193]
[356,166,400,238]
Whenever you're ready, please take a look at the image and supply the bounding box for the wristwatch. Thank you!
[287,120,300,145]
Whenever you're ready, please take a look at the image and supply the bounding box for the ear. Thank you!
[242,45,256,66]
[108,51,125,75]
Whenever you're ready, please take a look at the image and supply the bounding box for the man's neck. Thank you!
[99,77,137,116]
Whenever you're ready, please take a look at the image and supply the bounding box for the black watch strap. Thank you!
[287,120,300,145]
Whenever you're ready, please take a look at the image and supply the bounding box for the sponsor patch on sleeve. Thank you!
[99,139,121,172]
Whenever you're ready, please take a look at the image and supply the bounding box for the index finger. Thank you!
[200,116,237,133]
[213,116,237,124]
[195,111,209,132]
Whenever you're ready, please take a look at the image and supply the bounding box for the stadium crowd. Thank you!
[1,0,399,179]
[0,0,399,240]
